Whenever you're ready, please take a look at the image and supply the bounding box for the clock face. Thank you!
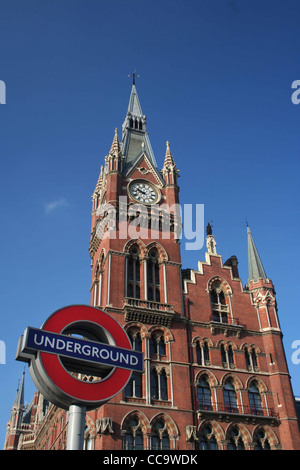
[129,181,159,204]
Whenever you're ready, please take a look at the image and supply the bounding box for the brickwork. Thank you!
[4,83,300,451]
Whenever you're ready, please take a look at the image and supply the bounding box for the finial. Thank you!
[128,69,140,86]
[206,220,213,236]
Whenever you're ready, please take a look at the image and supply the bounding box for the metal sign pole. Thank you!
[67,404,86,450]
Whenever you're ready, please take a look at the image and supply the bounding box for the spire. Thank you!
[247,225,267,282]
[13,370,25,408]
[162,141,179,186]
[108,128,122,156]
[127,83,143,117]
[121,79,158,173]
[93,165,104,197]
[163,141,175,168]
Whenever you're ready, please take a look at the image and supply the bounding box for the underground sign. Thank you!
[16,305,143,410]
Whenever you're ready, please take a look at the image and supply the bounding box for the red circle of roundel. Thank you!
[39,305,131,405]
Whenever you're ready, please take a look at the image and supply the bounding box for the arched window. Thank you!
[245,347,251,369]
[245,346,259,371]
[221,344,227,364]
[223,379,238,413]
[151,368,168,401]
[160,370,168,401]
[228,345,234,366]
[147,249,160,302]
[129,331,142,352]
[210,281,229,323]
[254,429,271,450]
[150,368,159,400]
[127,245,140,299]
[196,341,210,365]
[203,342,210,362]
[151,420,170,450]
[227,427,245,450]
[220,344,234,368]
[248,382,263,415]
[196,341,202,365]
[150,333,166,356]
[125,372,142,398]
[198,424,218,450]
[123,417,144,450]
[197,376,212,410]
[251,348,258,368]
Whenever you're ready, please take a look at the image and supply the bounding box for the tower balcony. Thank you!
[122,297,175,327]
[196,400,279,425]
[208,312,245,338]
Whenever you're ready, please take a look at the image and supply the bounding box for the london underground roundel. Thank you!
[16,305,143,410]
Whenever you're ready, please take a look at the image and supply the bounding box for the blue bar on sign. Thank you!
[24,328,144,372]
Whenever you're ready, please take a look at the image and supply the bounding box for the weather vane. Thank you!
[128,69,140,85]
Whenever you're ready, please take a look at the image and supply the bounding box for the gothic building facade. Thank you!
[4,81,300,450]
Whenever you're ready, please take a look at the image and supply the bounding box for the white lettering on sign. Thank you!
[31,332,141,370]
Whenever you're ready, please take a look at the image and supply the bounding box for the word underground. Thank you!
[22,327,143,372]
[95,197,204,251]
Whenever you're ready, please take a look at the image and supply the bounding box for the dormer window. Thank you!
[210,281,229,323]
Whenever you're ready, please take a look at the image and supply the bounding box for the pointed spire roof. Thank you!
[163,141,175,168]
[247,225,267,282]
[127,84,143,117]
[109,128,122,156]
[122,80,159,175]
[13,370,25,408]
[93,165,104,196]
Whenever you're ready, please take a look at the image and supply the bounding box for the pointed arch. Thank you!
[225,422,252,450]
[221,372,244,391]
[121,410,149,451]
[195,369,218,388]
[197,420,224,450]
[252,425,281,450]
[146,241,168,263]
[246,376,268,394]
[121,410,150,433]
[217,340,238,351]
[148,325,174,343]
[207,276,232,295]
[123,238,147,258]
[124,322,148,341]
[150,412,179,438]
[198,419,225,442]
[192,336,214,348]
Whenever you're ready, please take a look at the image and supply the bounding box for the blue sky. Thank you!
[0,0,299,447]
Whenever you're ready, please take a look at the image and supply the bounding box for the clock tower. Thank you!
[86,79,190,450]
[89,79,182,318]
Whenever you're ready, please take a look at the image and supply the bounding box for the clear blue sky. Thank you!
[1,0,299,447]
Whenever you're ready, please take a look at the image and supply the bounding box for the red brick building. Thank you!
[4,80,300,450]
